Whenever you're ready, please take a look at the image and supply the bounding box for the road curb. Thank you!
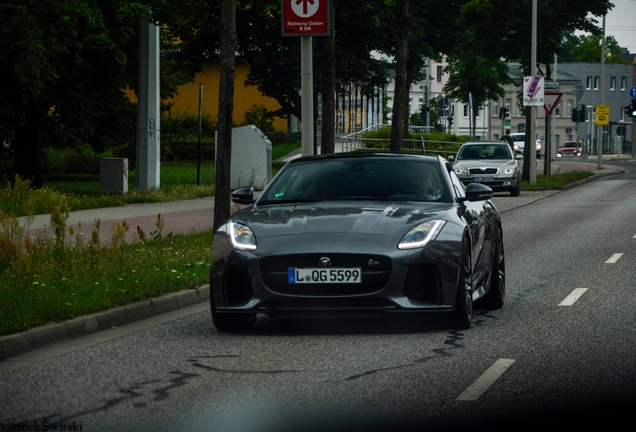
[0,285,210,361]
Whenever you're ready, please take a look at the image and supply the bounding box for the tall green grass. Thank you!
[0,198,211,335]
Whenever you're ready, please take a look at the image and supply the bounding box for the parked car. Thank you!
[556,141,582,157]
[210,152,505,331]
[511,132,542,158]
[451,141,521,196]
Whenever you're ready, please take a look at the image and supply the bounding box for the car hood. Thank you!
[232,201,459,238]
[454,159,517,170]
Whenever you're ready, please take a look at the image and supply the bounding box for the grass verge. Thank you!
[521,170,594,190]
[0,205,211,336]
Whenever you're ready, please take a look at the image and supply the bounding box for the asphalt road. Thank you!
[1,161,635,431]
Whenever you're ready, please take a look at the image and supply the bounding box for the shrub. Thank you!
[44,145,112,175]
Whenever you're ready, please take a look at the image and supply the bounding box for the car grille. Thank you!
[468,168,498,175]
[259,253,392,296]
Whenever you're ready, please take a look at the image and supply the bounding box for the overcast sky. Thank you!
[592,0,636,52]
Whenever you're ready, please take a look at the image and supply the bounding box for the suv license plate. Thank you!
[288,268,361,284]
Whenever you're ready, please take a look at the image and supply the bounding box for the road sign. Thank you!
[523,76,545,106]
[282,0,330,36]
[629,86,636,98]
[543,92,563,116]
[595,104,610,126]
[545,81,560,92]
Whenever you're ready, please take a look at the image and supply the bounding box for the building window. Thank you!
[621,77,627,91]
[436,65,442,82]
[493,100,499,117]
[610,76,616,91]
[594,76,599,90]
[586,76,592,90]
[567,100,573,118]
[463,104,468,117]
[555,101,561,117]
[505,98,512,116]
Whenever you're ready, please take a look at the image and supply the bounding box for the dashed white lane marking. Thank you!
[605,253,624,264]
[457,359,515,401]
[559,288,588,306]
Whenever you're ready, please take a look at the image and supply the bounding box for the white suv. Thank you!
[511,133,541,158]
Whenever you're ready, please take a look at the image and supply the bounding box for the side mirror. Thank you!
[447,155,455,161]
[459,182,493,203]
[515,154,524,160]
[231,187,256,205]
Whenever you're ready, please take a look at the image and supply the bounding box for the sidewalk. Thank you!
[1,154,627,362]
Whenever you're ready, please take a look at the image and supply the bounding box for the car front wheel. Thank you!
[480,225,505,310]
[454,237,474,329]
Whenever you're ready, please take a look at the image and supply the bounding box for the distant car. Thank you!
[511,133,541,158]
[451,141,521,196]
[210,152,505,331]
[556,141,582,158]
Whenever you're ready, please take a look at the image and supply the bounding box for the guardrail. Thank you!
[340,125,462,158]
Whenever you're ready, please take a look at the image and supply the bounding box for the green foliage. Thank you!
[161,110,217,160]
[243,104,275,133]
[0,169,217,218]
[559,33,629,64]
[0,208,212,335]
[44,145,113,175]
[521,171,594,190]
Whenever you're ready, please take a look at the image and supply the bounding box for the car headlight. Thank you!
[228,221,257,250]
[398,220,446,250]
[513,144,520,151]
[454,167,466,175]
[501,168,515,175]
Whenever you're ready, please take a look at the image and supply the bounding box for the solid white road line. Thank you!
[559,288,588,306]
[605,253,624,264]
[457,359,515,401]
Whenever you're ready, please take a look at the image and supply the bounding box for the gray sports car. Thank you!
[210,152,505,331]
[451,141,521,196]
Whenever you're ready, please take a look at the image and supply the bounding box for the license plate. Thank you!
[288,268,361,284]
[472,177,491,182]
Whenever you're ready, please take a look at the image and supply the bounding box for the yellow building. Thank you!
[166,59,287,131]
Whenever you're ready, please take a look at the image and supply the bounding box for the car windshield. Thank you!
[457,145,512,160]
[259,157,451,204]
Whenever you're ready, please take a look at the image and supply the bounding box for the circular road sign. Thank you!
[629,86,636,98]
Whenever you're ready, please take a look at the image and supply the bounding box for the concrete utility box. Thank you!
[224,125,272,189]
[100,158,129,194]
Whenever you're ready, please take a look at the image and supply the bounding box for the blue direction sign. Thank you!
[629,86,636,98]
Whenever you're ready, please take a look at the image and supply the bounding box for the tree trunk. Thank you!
[388,0,409,152]
[214,0,236,232]
[316,3,336,154]
[13,99,47,188]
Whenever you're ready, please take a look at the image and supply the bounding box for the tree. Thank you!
[443,33,511,139]
[378,0,410,152]
[0,1,187,186]
[559,33,629,63]
[214,0,236,231]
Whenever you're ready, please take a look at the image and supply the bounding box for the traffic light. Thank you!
[499,107,508,119]
[448,116,453,127]
[571,108,579,122]
[578,105,586,122]
[630,99,636,117]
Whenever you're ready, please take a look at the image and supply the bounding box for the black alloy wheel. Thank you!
[481,226,505,309]
[454,237,474,329]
